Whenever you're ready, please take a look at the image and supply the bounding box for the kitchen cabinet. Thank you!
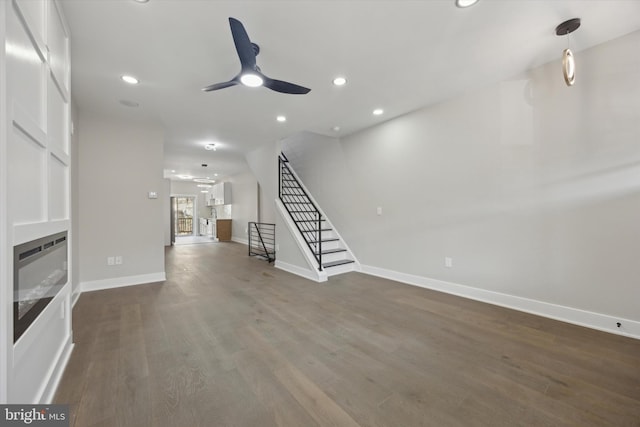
[210,182,231,205]
[199,218,215,237]
[216,219,232,241]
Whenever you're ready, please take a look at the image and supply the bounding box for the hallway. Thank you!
[54,242,640,426]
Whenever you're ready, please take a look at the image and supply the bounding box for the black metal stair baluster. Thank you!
[278,154,324,271]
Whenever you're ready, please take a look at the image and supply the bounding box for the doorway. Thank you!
[171,196,195,238]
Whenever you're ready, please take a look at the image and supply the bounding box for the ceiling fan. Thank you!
[203,17,311,95]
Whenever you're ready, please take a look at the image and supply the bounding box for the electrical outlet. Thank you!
[115,256,123,265]
[445,257,453,268]
[107,256,115,266]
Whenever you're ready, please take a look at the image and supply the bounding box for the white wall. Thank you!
[163,178,171,246]
[227,169,259,244]
[285,30,640,336]
[246,141,278,224]
[78,113,165,291]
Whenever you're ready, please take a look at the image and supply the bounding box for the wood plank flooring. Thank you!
[54,242,640,426]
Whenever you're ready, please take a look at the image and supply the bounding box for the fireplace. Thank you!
[14,231,68,342]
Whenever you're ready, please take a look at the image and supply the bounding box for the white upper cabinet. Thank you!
[211,182,231,205]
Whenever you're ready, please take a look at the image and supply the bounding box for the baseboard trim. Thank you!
[39,336,74,404]
[71,289,81,307]
[275,260,327,283]
[80,272,166,293]
[361,265,640,340]
[231,236,248,245]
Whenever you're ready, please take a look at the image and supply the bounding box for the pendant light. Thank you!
[555,18,581,87]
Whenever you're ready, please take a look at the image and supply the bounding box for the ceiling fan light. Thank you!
[562,48,576,86]
[333,77,347,86]
[455,0,479,8]
[121,75,139,85]
[240,73,264,87]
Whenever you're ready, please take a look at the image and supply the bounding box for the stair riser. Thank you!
[296,222,328,232]
[283,203,316,212]
[325,262,357,276]
[310,240,341,251]
[316,251,348,263]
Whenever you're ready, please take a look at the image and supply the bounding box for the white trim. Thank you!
[12,220,69,245]
[275,260,326,283]
[71,290,80,307]
[11,0,47,63]
[39,337,73,404]
[12,102,47,148]
[325,261,360,277]
[361,265,640,340]
[80,272,166,293]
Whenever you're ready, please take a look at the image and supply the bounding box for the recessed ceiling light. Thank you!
[200,190,209,193]
[197,184,212,188]
[121,75,139,85]
[177,175,193,180]
[171,170,176,173]
[277,115,287,122]
[134,0,150,3]
[204,144,216,151]
[373,108,384,116]
[193,178,215,184]
[214,173,218,177]
[240,73,264,87]
[332,126,341,132]
[455,0,479,8]
[333,77,347,86]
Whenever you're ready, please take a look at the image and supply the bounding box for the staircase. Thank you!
[278,153,356,276]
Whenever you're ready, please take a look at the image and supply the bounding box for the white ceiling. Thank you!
[60,0,640,182]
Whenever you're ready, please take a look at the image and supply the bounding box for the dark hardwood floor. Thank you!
[54,242,640,426]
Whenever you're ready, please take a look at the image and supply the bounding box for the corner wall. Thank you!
[77,113,165,292]
[227,169,259,244]
[286,30,640,337]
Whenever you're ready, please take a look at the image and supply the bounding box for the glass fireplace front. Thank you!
[14,231,68,342]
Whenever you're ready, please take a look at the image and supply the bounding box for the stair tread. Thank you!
[314,248,347,255]
[302,228,332,232]
[323,259,355,268]
[308,238,339,243]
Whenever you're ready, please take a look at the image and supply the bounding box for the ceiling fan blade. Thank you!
[229,17,256,70]
[202,79,239,92]
[263,76,311,95]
